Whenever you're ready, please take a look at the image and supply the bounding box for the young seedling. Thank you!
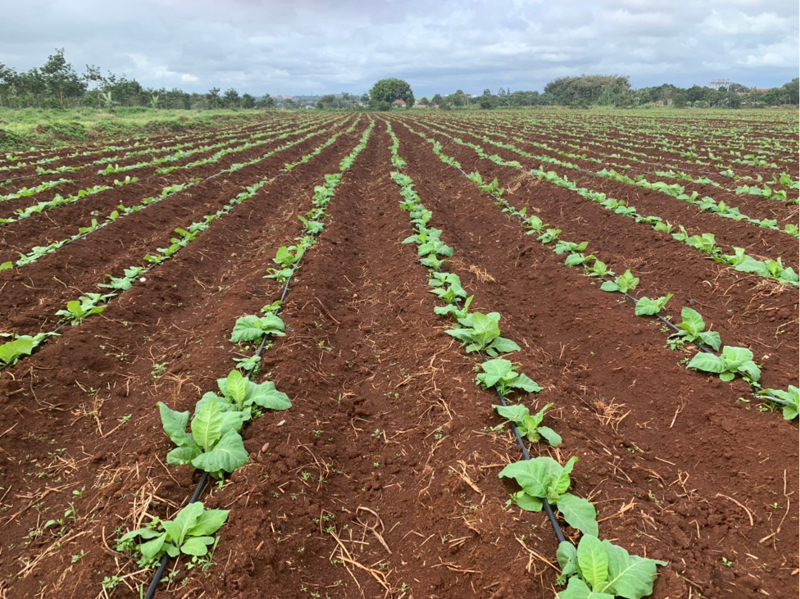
[493,402,561,446]
[688,345,761,383]
[758,386,799,420]
[601,270,640,294]
[447,311,520,356]
[56,293,109,325]
[477,358,541,396]
[499,456,597,536]
[667,307,721,350]
[634,294,673,316]
[231,313,286,343]
[556,534,666,598]
[117,502,229,567]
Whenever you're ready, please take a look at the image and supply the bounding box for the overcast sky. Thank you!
[0,0,797,97]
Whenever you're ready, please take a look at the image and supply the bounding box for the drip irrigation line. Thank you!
[422,129,791,409]
[141,120,363,596]
[477,350,566,545]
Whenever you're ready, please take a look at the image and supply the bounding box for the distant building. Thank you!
[392,99,407,108]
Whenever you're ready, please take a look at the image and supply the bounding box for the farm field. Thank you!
[0,110,797,599]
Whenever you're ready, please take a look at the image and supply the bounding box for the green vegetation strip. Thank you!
[386,119,666,598]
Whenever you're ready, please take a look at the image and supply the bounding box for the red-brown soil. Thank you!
[0,112,796,599]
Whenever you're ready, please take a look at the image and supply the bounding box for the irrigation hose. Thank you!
[478,350,566,545]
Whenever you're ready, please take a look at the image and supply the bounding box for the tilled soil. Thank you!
[0,112,796,599]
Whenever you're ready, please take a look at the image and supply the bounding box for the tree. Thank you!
[207,87,222,108]
[241,93,256,108]
[222,88,240,108]
[369,78,414,111]
[431,93,443,107]
[417,96,429,107]
[479,88,495,109]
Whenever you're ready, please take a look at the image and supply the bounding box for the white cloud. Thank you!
[0,0,796,95]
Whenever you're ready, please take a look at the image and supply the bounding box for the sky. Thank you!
[0,0,797,97]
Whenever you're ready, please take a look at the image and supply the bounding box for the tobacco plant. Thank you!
[117,502,229,567]
[494,402,561,446]
[499,456,598,536]
[688,346,761,383]
[557,534,666,599]
[667,307,721,350]
[447,312,521,356]
[477,358,541,396]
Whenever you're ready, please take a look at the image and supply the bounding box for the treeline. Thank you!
[425,75,799,109]
[0,49,278,109]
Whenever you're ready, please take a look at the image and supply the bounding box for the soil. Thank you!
[0,112,796,599]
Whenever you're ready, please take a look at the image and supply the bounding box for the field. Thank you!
[0,109,797,599]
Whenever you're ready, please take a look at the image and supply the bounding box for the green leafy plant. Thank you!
[667,307,721,350]
[158,399,249,478]
[0,335,35,365]
[117,502,229,567]
[447,312,520,356]
[493,402,561,446]
[199,369,291,415]
[56,293,108,324]
[601,270,640,294]
[428,272,468,304]
[557,534,666,599]
[499,456,597,536]
[687,346,761,383]
[231,314,286,343]
[477,359,541,396]
[758,386,799,420]
[634,294,673,316]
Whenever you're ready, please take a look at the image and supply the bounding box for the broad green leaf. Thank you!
[479,359,514,387]
[139,533,167,560]
[192,401,223,451]
[678,307,704,335]
[488,337,521,355]
[558,493,599,537]
[558,577,615,599]
[634,294,672,316]
[158,402,194,448]
[510,372,542,393]
[513,491,543,512]
[687,352,725,374]
[550,456,577,497]
[226,370,248,404]
[696,330,721,351]
[249,380,292,410]
[162,502,203,545]
[230,315,264,343]
[180,536,215,556]
[167,445,201,466]
[538,426,562,447]
[557,541,579,580]
[720,346,753,368]
[0,336,35,364]
[603,539,666,599]
[494,403,530,422]
[191,429,249,475]
[499,457,560,498]
[188,508,230,536]
[577,535,609,590]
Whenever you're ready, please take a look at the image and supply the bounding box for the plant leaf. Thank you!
[577,535,609,590]
[558,493,599,537]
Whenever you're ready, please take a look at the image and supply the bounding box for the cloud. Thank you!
[0,0,796,96]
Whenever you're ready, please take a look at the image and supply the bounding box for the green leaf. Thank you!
[494,403,530,422]
[487,337,521,355]
[230,315,265,343]
[167,445,201,466]
[538,426,562,447]
[634,294,673,316]
[687,352,725,374]
[180,536,215,556]
[139,533,168,561]
[577,535,609,590]
[696,331,721,351]
[249,380,292,410]
[499,457,560,498]
[720,345,753,369]
[162,502,203,545]
[557,493,599,537]
[158,402,194,448]
[559,577,615,599]
[191,429,249,475]
[187,508,230,536]
[603,539,666,599]
[191,401,223,452]
[510,372,542,393]
[226,370,248,405]
[0,336,35,364]
[557,541,579,582]
[678,307,704,335]
[513,491,543,512]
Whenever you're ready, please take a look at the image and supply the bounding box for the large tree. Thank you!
[369,78,414,110]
